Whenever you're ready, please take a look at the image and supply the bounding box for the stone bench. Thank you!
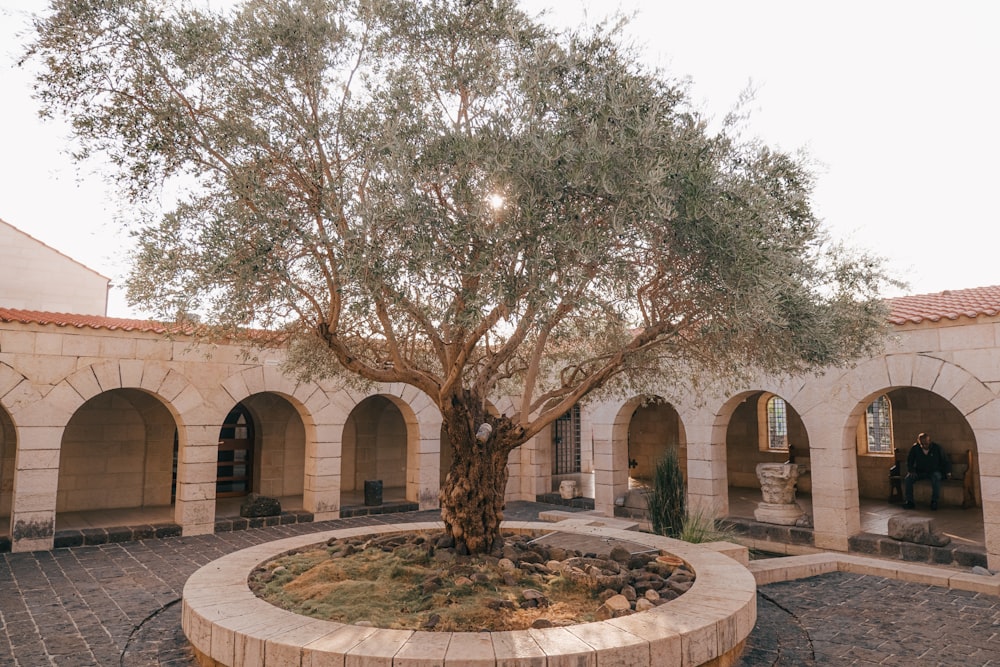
[890,449,976,508]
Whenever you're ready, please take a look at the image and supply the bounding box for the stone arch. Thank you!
[828,354,994,557]
[851,386,979,506]
[0,362,28,535]
[57,388,178,520]
[216,365,328,519]
[341,390,438,511]
[833,353,993,495]
[605,395,688,520]
[4,359,201,551]
[769,352,997,554]
[722,389,810,498]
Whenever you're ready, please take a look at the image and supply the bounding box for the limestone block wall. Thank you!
[2,308,1000,567]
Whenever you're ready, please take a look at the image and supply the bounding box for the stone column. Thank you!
[684,410,730,518]
[304,424,342,521]
[9,426,62,552]
[174,424,220,536]
[591,419,618,516]
[754,463,808,526]
[805,423,860,551]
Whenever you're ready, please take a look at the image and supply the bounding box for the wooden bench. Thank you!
[889,448,975,508]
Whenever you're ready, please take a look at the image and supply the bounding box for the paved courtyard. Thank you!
[1,502,998,666]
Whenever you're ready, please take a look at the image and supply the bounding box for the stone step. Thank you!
[536,510,639,531]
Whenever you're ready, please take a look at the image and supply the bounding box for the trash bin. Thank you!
[364,479,383,506]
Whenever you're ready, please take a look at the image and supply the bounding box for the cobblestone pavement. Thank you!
[2,503,998,666]
[737,572,1000,666]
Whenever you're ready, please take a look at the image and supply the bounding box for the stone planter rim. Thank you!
[181,520,756,666]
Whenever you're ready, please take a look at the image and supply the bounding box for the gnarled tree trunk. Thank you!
[438,392,524,554]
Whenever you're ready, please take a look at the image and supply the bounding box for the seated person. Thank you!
[903,432,951,510]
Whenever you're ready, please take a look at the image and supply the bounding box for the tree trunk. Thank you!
[438,392,523,554]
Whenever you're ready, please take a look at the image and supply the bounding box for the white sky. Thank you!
[1,0,997,317]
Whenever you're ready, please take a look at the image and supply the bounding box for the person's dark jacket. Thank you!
[906,442,951,477]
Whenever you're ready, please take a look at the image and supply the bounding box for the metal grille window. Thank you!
[866,394,893,454]
[766,396,788,450]
[552,404,581,475]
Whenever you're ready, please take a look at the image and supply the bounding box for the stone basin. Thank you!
[181,520,757,666]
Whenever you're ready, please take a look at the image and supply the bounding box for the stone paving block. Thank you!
[527,627,596,667]
[444,631,495,666]
[265,620,340,667]
[947,572,1000,595]
[890,561,953,587]
[490,631,546,667]
[303,624,377,667]
[344,627,413,666]
[564,621,650,667]
[700,540,749,566]
[748,553,838,584]
[393,630,452,666]
[605,611,682,666]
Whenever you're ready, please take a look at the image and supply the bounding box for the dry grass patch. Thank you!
[249,532,601,631]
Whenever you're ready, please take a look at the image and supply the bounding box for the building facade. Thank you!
[1,287,998,566]
[0,221,997,565]
[0,219,109,316]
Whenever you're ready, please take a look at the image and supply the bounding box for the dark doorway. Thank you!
[217,404,254,497]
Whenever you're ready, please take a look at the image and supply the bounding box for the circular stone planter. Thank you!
[182,520,756,666]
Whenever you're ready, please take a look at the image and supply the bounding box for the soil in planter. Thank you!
[249,530,695,632]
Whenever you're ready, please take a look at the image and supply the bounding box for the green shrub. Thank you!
[646,448,686,538]
[678,506,735,544]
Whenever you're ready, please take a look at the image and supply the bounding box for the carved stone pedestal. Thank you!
[754,463,808,526]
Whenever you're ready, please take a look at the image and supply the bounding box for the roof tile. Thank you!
[4,285,1000,333]
[886,285,1000,325]
[0,308,185,334]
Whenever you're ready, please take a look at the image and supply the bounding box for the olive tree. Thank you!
[27,0,892,553]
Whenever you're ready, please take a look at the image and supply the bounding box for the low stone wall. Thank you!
[182,521,757,666]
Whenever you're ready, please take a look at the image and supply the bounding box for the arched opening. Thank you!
[853,387,982,543]
[216,403,254,498]
[0,406,14,539]
[627,399,686,484]
[214,393,308,518]
[341,395,410,512]
[56,388,177,529]
[725,390,810,519]
[611,397,687,519]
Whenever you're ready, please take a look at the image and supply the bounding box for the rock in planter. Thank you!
[240,493,281,518]
[888,515,951,547]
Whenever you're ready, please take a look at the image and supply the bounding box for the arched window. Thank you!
[865,394,893,454]
[757,393,789,451]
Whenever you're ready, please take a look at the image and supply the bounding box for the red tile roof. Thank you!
[0,308,187,334]
[4,286,1000,333]
[886,285,1000,325]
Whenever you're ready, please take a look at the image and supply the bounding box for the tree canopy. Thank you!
[28,0,894,551]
